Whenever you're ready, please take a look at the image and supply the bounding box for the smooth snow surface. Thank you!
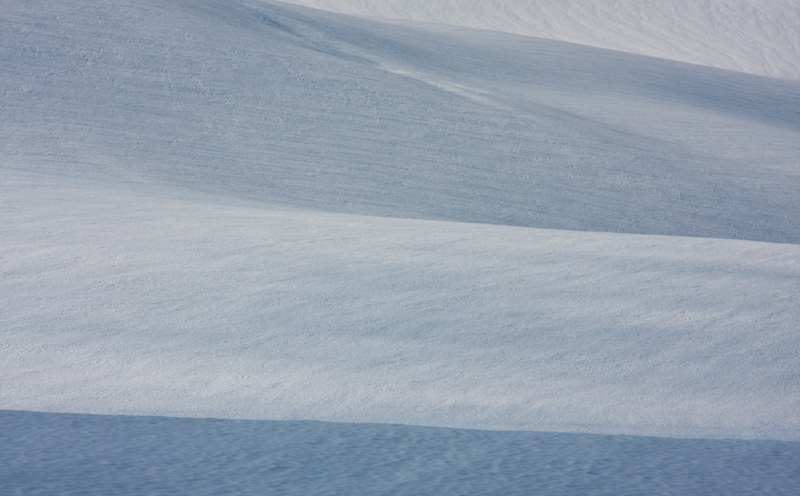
[2,0,800,492]
[283,0,800,79]
[3,410,800,495]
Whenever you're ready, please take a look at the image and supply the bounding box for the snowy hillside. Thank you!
[2,0,799,493]
[4,176,799,439]
[283,0,800,79]
[3,0,799,243]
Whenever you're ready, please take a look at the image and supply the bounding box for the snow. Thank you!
[3,0,799,243]
[3,410,799,495]
[3,176,800,441]
[281,0,800,79]
[2,0,799,493]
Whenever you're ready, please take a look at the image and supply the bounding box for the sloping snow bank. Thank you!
[281,0,800,79]
[3,410,798,495]
[3,0,799,243]
[3,176,798,441]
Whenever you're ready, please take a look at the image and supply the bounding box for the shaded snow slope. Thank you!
[3,410,799,496]
[3,175,799,441]
[3,0,799,243]
[282,0,800,79]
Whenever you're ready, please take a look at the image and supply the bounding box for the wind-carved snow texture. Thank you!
[2,0,800,493]
[3,0,800,243]
[2,411,799,496]
[283,0,800,79]
[4,178,800,441]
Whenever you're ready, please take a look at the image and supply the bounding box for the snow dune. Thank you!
[2,0,800,493]
[283,0,800,79]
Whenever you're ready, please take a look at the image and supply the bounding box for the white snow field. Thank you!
[2,0,800,493]
[3,0,800,243]
[283,0,800,79]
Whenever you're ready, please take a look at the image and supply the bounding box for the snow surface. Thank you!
[282,0,800,79]
[3,410,800,495]
[3,0,800,243]
[2,0,800,493]
[3,175,800,440]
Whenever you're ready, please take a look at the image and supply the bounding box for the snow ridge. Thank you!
[282,0,800,79]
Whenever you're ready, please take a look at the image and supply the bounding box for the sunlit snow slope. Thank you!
[2,0,800,463]
[283,0,800,79]
[3,177,800,441]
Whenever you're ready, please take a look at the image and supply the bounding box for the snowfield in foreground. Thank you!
[3,410,799,496]
[2,0,799,493]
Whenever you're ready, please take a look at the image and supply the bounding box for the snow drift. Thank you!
[3,0,799,243]
[283,0,800,79]
[2,0,799,492]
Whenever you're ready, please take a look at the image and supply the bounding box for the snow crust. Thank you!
[3,0,799,243]
[3,176,799,441]
[281,0,800,79]
[2,0,800,492]
[3,410,799,495]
